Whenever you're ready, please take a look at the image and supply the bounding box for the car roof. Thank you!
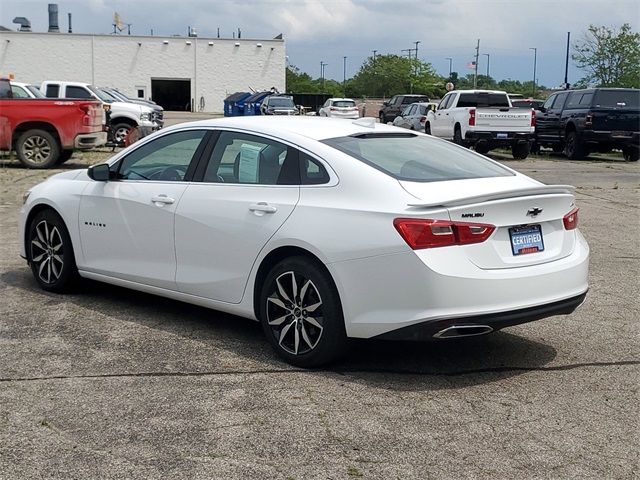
[329,98,355,102]
[166,116,403,141]
[453,90,508,95]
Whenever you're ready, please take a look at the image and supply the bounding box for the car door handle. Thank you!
[151,195,175,205]
[249,202,277,214]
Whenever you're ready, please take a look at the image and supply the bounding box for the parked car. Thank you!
[425,89,535,159]
[41,81,161,144]
[9,81,46,99]
[99,87,164,130]
[534,88,639,161]
[0,78,106,168]
[19,116,589,366]
[101,87,159,108]
[379,94,430,124]
[392,102,438,131]
[260,95,299,115]
[318,98,359,119]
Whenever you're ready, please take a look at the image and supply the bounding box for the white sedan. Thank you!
[19,117,589,367]
[318,98,360,119]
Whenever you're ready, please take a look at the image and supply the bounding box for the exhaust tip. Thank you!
[433,325,493,339]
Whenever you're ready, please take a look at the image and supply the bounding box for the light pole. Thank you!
[483,53,490,79]
[343,56,347,97]
[320,61,328,92]
[445,57,452,78]
[372,49,377,62]
[530,47,537,97]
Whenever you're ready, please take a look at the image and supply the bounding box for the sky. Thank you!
[1,0,638,88]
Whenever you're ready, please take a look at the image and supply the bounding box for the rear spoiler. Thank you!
[408,185,575,208]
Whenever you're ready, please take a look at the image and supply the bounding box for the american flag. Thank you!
[466,61,477,69]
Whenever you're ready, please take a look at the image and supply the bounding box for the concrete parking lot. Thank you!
[0,141,638,478]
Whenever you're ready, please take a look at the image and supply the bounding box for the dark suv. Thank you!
[535,88,639,160]
[379,94,429,124]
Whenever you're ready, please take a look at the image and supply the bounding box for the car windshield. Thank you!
[26,85,45,98]
[99,89,120,102]
[87,85,114,103]
[269,97,295,108]
[333,100,355,108]
[323,133,513,182]
[593,90,639,109]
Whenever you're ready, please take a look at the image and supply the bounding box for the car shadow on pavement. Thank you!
[2,268,558,391]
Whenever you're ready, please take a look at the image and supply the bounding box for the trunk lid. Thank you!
[475,108,532,131]
[400,177,577,269]
[591,108,640,133]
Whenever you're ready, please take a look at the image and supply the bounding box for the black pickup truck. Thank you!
[534,88,639,161]
[379,94,429,124]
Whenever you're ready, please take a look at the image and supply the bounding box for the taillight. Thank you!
[531,108,536,128]
[563,208,579,230]
[585,112,593,129]
[420,115,427,123]
[79,103,92,126]
[469,108,476,126]
[393,218,495,249]
[330,107,337,111]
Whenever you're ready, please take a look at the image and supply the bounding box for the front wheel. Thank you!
[512,142,531,160]
[259,257,348,367]
[622,147,639,162]
[564,131,588,160]
[16,129,60,169]
[379,113,386,124]
[424,122,431,135]
[27,209,79,292]
[111,123,134,145]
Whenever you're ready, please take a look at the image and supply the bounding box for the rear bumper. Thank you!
[581,130,639,148]
[465,131,533,147]
[374,292,587,341]
[74,131,107,149]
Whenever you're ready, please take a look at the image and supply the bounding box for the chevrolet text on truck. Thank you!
[0,78,106,168]
[425,90,535,159]
[41,81,161,144]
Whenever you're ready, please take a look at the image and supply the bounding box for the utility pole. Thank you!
[372,49,377,62]
[320,61,327,92]
[563,32,570,89]
[483,53,490,79]
[530,47,537,97]
[414,40,421,78]
[445,57,452,78]
[473,39,480,88]
[343,56,347,97]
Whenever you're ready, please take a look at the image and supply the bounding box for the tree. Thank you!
[346,54,445,98]
[285,64,344,96]
[573,23,640,88]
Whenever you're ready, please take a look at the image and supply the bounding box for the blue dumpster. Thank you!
[244,91,272,116]
[223,92,251,117]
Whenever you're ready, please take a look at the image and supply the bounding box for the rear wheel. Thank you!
[622,147,639,162]
[552,144,563,153]
[511,142,530,160]
[259,256,348,367]
[453,126,464,146]
[475,143,490,155]
[564,131,588,160]
[16,129,60,169]
[27,209,79,292]
[424,122,431,135]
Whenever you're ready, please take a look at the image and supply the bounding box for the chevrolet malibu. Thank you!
[19,117,589,367]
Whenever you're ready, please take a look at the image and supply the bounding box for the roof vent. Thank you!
[12,17,32,32]
[48,4,59,33]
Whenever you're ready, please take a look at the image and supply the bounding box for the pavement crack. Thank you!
[0,360,638,383]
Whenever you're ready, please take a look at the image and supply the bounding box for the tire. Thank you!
[27,209,79,293]
[511,142,531,160]
[622,148,639,162]
[259,256,348,367]
[552,144,563,153]
[425,122,431,135]
[16,129,60,169]
[475,143,490,155]
[564,131,588,160]
[453,126,464,146]
[111,122,133,145]
[57,150,74,164]
[379,113,385,124]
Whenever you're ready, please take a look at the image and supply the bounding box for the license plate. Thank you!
[496,133,508,139]
[509,224,544,255]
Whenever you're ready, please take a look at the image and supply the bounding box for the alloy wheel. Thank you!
[30,220,64,284]
[22,135,52,165]
[266,271,324,355]
[114,126,131,144]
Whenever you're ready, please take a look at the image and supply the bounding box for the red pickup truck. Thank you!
[0,78,107,168]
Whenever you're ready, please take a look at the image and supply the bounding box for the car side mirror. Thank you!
[88,163,110,181]
[537,106,546,113]
[383,101,389,106]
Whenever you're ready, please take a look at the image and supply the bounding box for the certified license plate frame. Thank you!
[509,224,544,256]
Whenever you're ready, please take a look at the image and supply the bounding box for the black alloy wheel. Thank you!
[259,257,348,367]
[564,131,588,160]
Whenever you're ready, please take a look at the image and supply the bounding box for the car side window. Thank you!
[117,130,207,181]
[65,86,94,99]
[202,131,298,185]
[579,93,593,106]
[45,84,59,97]
[300,153,330,185]
[542,95,556,110]
[439,94,452,110]
[389,96,399,105]
[402,97,414,105]
[564,92,583,109]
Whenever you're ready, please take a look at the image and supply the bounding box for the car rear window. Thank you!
[323,133,513,182]
[593,90,639,109]
[402,96,429,104]
[457,93,510,108]
[333,100,356,108]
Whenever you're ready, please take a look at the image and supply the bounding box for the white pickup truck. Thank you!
[425,90,535,159]
[41,81,161,144]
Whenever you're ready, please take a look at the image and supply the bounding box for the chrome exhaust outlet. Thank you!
[433,325,494,339]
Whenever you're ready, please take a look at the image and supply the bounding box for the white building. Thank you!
[0,30,285,113]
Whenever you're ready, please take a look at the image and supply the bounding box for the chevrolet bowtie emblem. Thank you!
[526,207,543,217]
